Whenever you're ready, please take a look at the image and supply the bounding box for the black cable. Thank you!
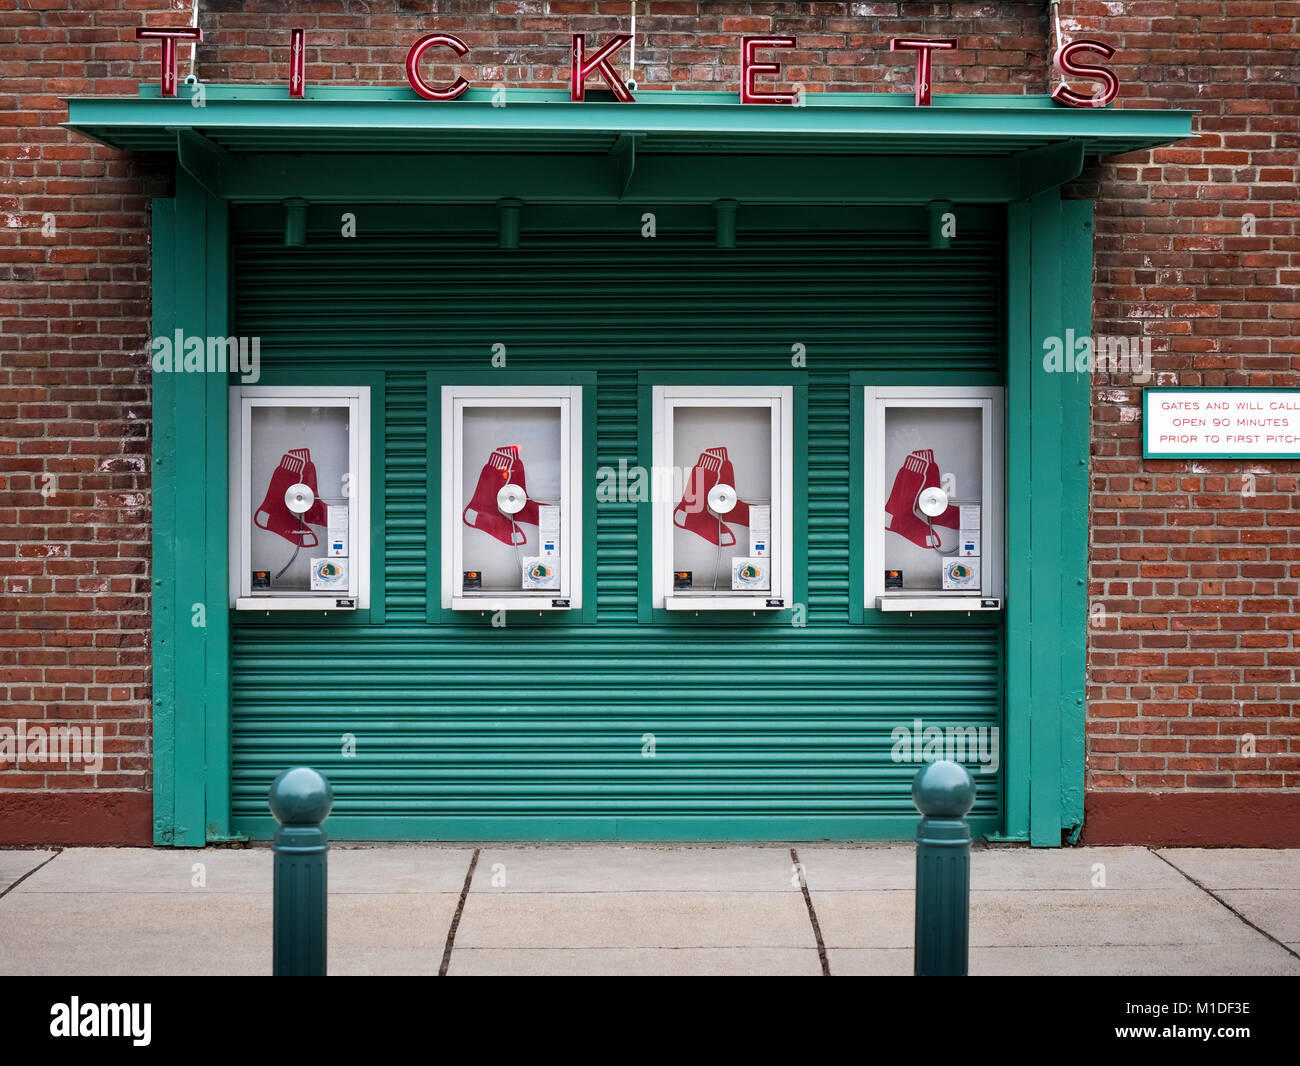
[275,515,308,580]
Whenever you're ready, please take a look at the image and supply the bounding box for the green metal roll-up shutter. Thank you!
[228,204,1005,840]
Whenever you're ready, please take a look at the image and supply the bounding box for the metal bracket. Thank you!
[498,198,523,249]
[1014,141,1085,200]
[172,128,226,198]
[715,199,737,248]
[927,200,954,249]
[283,199,308,246]
[610,132,642,199]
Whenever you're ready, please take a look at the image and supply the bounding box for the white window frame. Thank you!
[864,385,1003,613]
[652,384,794,611]
[229,385,370,611]
[441,384,583,612]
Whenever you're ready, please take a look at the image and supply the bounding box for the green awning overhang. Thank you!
[64,85,1194,204]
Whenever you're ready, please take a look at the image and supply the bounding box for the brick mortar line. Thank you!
[1151,847,1300,962]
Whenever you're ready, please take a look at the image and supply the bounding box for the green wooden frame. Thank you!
[151,172,233,845]
[138,86,1159,846]
[424,370,598,626]
[67,84,1194,163]
[634,371,808,626]
[229,367,387,627]
[996,193,1092,845]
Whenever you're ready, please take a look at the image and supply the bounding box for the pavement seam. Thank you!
[438,848,480,976]
[1152,847,1300,962]
[790,847,831,976]
[0,849,63,901]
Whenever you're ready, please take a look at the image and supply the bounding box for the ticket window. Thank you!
[231,386,370,610]
[864,386,1003,611]
[441,385,583,611]
[652,385,794,611]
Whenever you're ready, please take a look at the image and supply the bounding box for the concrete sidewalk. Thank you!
[1,845,1297,976]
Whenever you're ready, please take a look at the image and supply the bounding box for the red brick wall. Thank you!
[1,2,1295,844]
[1067,0,1300,843]
[1,0,170,842]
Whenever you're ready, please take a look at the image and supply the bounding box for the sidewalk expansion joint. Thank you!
[1152,847,1300,962]
[791,847,830,976]
[0,848,63,902]
[439,848,480,976]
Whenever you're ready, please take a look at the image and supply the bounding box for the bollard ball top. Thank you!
[912,760,977,819]
[268,766,334,826]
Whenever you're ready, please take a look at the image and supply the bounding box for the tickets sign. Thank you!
[1143,388,1300,459]
[132,27,1120,108]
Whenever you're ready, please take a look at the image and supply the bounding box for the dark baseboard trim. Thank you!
[0,791,153,846]
[1082,791,1300,847]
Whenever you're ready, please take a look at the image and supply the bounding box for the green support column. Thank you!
[1027,189,1065,847]
[151,169,233,845]
[1000,200,1033,842]
[203,186,235,842]
[1002,190,1092,846]
[1057,199,1093,839]
[150,197,178,845]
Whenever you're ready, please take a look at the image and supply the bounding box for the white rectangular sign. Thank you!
[1144,389,1300,458]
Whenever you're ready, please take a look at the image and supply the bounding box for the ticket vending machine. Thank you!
[651,384,795,611]
[439,383,585,612]
[230,385,370,611]
[863,385,1004,612]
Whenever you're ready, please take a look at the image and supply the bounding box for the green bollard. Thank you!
[912,759,976,977]
[268,766,334,976]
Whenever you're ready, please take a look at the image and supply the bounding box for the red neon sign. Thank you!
[133,27,1117,110]
[406,33,472,101]
[1052,39,1120,108]
[888,38,958,107]
[135,27,203,98]
[289,28,305,99]
[571,34,635,102]
[740,36,797,105]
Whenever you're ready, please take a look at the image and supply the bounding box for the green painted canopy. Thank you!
[64,85,1194,203]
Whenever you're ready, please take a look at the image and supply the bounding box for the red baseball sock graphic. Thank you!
[503,447,543,527]
[715,450,753,527]
[254,447,321,548]
[674,447,736,547]
[463,446,527,547]
[884,450,940,549]
[293,448,329,528]
[916,448,959,529]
